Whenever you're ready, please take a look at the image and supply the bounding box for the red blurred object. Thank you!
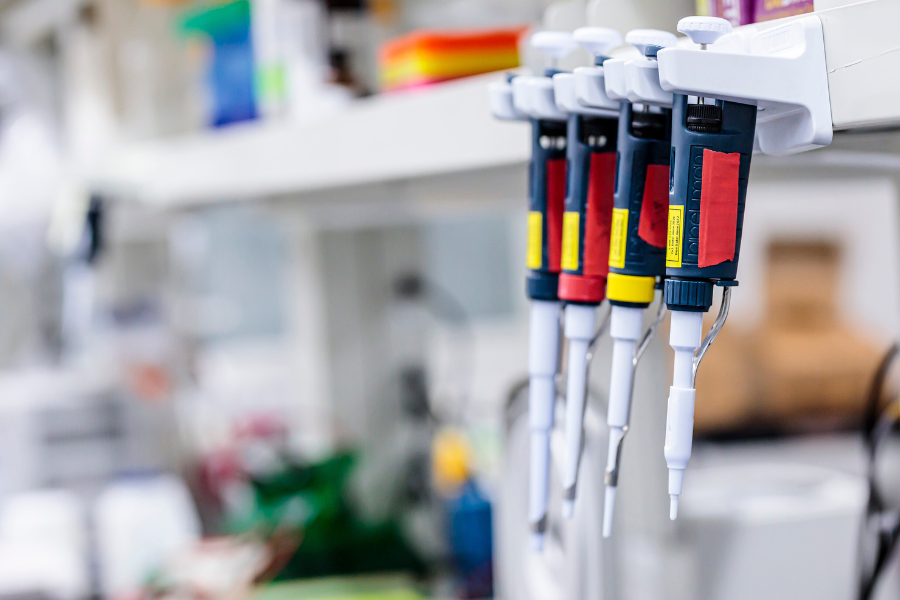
[379,26,528,91]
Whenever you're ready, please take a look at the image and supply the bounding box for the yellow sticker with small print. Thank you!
[527,211,543,270]
[561,212,580,271]
[609,208,628,270]
[666,205,684,268]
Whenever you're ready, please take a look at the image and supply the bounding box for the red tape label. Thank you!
[546,158,567,273]
[698,149,740,268]
[583,152,616,277]
[638,164,670,249]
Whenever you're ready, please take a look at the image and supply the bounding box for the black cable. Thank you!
[864,344,899,457]
[858,343,900,600]
[86,195,104,265]
[393,273,476,426]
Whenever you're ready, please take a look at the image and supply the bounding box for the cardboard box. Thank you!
[692,239,883,435]
[765,240,839,329]
[693,315,756,433]
[755,326,881,422]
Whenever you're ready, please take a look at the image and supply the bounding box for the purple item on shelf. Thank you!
[710,0,754,25]
[753,0,814,22]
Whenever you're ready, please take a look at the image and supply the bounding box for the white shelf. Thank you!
[89,0,900,210]
[90,72,530,209]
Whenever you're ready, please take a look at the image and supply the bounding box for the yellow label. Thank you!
[666,205,684,268]
[561,212,580,272]
[527,211,543,270]
[609,208,629,270]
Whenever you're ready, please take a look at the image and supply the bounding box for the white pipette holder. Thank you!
[622,30,677,108]
[489,31,578,123]
[657,15,833,156]
[553,72,618,118]
[573,64,622,112]
[625,59,673,108]
[567,27,624,115]
[488,75,570,123]
[488,79,526,121]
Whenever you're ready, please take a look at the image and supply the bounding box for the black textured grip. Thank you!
[686,104,722,133]
[664,278,714,312]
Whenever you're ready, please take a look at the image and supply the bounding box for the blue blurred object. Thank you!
[208,38,258,127]
[446,480,493,599]
[179,0,258,127]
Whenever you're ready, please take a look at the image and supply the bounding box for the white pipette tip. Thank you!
[669,495,679,520]
[531,532,546,553]
[561,498,575,519]
[602,486,617,538]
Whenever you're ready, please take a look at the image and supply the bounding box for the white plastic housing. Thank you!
[528,300,562,549]
[573,27,623,58]
[531,77,568,120]
[607,306,644,429]
[553,72,618,117]
[573,66,621,112]
[602,59,629,101]
[531,31,578,60]
[529,301,561,420]
[664,310,704,519]
[511,76,568,121]
[658,15,833,156]
[601,306,650,537]
[513,76,568,121]
[625,59,672,107]
[618,28,676,108]
[561,303,597,518]
[624,29,678,57]
[665,387,696,475]
[512,76,539,118]
[601,306,645,537]
[488,80,526,121]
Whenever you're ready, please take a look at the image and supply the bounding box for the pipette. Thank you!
[659,17,756,519]
[550,27,622,520]
[489,31,576,550]
[592,29,676,537]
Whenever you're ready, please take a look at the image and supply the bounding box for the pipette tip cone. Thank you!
[561,498,575,519]
[602,486,616,538]
[531,532,546,553]
[669,495,679,520]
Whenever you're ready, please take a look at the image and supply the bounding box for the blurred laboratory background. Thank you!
[0,0,894,599]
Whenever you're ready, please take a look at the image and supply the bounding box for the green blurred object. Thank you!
[229,452,426,581]
[177,0,251,42]
[253,574,424,600]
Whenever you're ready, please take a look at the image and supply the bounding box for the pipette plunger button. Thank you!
[676,16,732,47]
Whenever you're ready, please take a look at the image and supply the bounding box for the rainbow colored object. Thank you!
[379,26,528,91]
